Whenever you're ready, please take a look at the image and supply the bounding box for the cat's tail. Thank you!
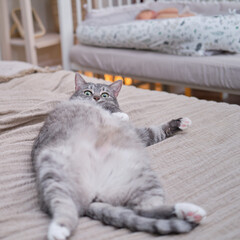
[86,202,196,235]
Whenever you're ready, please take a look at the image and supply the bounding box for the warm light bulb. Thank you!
[124,77,132,85]
[104,74,113,82]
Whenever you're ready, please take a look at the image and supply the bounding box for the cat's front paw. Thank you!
[174,202,206,224]
[179,117,192,130]
[112,112,129,121]
[48,221,70,240]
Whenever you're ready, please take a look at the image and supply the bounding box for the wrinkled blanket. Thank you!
[0,70,240,240]
[0,60,60,83]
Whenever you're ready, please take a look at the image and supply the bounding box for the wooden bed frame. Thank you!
[57,0,240,95]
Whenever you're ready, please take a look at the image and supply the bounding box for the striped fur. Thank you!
[86,202,194,234]
[32,74,205,240]
[136,118,184,147]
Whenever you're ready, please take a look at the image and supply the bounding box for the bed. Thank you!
[58,0,240,95]
[0,61,239,240]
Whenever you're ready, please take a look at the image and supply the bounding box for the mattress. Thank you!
[0,67,240,240]
[70,44,240,92]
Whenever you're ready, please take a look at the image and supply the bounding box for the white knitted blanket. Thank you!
[0,69,239,240]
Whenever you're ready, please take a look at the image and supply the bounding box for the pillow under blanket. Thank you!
[77,14,240,56]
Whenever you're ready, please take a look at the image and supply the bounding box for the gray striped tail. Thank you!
[86,202,194,235]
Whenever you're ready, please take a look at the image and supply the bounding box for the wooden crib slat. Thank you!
[118,0,123,6]
[98,0,103,9]
[76,0,82,24]
[108,0,113,7]
[87,0,92,11]
[57,0,73,70]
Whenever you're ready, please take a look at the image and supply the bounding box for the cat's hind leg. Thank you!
[85,170,203,234]
[128,170,205,227]
[47,198,78,240]
[135,200,206,224]
[36,151,79,240]
[48,221,71,240]
[174,202,206,224]
[132,188,206,224]
[86,202,193,234]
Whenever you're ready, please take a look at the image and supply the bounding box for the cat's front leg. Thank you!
[168,117,192,131]
[136,117,192,147]
[112,112,130,121]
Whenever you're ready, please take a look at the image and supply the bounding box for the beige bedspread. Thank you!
[0,70,239,240]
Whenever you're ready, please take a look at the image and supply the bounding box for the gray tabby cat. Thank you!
[32,73,206,240]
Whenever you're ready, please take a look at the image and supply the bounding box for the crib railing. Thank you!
[58,0,161,69]
[58,0,151,69]
[88,0,147,10]
[96,0,144,9]
[76,0,151,25]
[89,0,167,9]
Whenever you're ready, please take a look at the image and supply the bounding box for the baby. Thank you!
[135,9,157,20]
[135,7,195,20]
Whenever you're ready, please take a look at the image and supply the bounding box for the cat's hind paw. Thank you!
[48,221,70,240]
[112,112,129,121]
[179,117,192,130]
[174,202,206,224]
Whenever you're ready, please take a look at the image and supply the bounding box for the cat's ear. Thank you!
[75,73,86,91]
[109,80,122,97]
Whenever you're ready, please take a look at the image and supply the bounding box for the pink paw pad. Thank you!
[175,203,206,224]
[182,211,203,223]
[179,117,192,130]
[194,214,203,223]
[186,211,194,216]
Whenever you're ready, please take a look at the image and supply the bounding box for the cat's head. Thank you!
[70,73,122,107]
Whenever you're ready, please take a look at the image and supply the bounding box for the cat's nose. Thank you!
[93,96,100,101]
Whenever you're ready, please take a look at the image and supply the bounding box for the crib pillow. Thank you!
[76,13,240,56]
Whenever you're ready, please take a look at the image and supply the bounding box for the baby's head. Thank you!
[135,9,156,20]
[136,8,195,20]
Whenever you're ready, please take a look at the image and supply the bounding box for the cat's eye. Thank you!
[101,92,109,98]
[84,90,93,96]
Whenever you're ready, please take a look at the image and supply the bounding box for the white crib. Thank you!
[57,0,240,95]
[57,0,150,70]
